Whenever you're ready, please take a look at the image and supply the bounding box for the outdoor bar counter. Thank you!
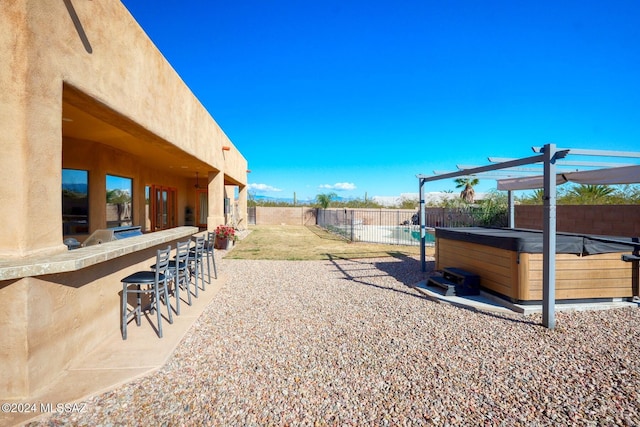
[0,227,198,280]
[435,227,636,303]
[1,227,198,399]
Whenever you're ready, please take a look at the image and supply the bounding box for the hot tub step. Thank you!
[442,267,481,296]
[427,276,457,296]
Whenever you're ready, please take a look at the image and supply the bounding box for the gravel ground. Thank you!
[29,255,640,426]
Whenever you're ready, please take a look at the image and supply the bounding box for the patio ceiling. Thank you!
[62,84,215,179]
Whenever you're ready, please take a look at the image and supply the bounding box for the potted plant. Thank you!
[214,225,236,249]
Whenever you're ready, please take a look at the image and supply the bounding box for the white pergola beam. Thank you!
[532,147,640,158]
[489,157,636,168]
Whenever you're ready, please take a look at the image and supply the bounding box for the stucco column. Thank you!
[0,4,65,257]
[237,184,248,230]
[207,171,225,230]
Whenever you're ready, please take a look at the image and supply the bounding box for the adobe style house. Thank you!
[0,1,247,399]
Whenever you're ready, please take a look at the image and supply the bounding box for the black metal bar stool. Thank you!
[204,231,218,281]
[170,239,192,314]
[188,235,206,296]
[121,246,173,340]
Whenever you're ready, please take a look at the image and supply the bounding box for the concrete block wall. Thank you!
[515,205,640,237]
[255,207,317,225]
[253,205,640,238]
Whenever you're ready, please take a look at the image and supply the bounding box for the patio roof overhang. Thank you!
[62,84,219,180]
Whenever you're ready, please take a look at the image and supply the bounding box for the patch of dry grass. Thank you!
[225,225,435,260]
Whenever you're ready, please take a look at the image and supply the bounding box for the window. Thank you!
[62,169,89,234]
[106,174,132,228]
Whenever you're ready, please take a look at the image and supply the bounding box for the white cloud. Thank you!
[248,183,282,192]
[334,182,356,191]
[318,182,357,191]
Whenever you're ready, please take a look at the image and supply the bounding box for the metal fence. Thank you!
[317,207,507,246]
[247,206,257,225]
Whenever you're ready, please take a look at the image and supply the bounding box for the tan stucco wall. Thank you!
[1,0,248,399]
[1,0,247,258]
[0,278,29,396]
[1,1,64,258]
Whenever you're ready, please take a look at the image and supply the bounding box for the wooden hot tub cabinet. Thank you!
[435,227,635,303]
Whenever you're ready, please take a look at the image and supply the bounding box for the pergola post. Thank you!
[542,143,557,329]
[508,190,515,228]
[419,178,427,272]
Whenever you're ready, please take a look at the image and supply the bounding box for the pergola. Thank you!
[417,143,640,329]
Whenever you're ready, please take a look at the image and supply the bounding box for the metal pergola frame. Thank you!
[417,143,640,329]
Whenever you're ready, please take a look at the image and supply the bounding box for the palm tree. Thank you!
[454,177,479,203]
[565,184,615,204]
[316,192,337,209]
[526,189,545,204]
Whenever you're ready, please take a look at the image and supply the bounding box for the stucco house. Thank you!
[0,1,247,399]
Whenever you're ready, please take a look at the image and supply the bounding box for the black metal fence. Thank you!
[247,206,257,225]
[317,207,507,245]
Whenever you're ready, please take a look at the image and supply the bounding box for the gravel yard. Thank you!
[29,255,640,426]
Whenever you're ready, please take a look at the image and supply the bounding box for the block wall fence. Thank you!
[252,205,640,237]
[515,205,640,237]
[254,207,317,225]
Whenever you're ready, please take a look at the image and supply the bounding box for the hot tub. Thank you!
[435,227,637,303]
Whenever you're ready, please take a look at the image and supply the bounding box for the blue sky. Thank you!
[121,0,640,202]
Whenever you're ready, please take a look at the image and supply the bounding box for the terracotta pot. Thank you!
[214,236,228,249]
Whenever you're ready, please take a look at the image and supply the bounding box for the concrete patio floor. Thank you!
[1,272,227,427]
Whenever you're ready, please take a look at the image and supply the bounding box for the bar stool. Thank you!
[170,239,192,314]
[204,231,218,281]
[121,246,173,340]
[188,235,206,296]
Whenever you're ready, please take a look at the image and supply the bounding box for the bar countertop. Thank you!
[0,227,198,281]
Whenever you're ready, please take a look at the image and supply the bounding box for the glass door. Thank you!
[151,185,177,231]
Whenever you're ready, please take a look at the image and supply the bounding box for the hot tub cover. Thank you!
[435,227,637,255]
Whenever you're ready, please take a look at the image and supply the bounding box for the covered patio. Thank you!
[0,0,247,402]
